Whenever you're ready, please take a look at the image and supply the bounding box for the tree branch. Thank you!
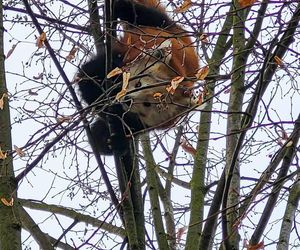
[221,2,300,248]
[19,199,126,237]
[141,134,170,250]
[21,0,122,218]
[19,205,54,250]
[277,172,300,249]
[3,5,89,32]
[249,114,300,245]
[87,0,104,53]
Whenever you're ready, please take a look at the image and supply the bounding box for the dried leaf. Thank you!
[166,85,175,95]
[171,76,184,89]
[6,44,17,59]
[176,226,187,242]
[107,67,123,79]
[28,89,38,96]
[34,52,43,56]
[33,73,43,80]
[66,47,78,61]
[1,197,14,207]
[246,241,264,250]
[199,34,209,43]
[175,0,193,13]
[115,71,130,100]
[239,0,258,8]
[274,55,283,67]
[56,116,72,124]
[36,32,46,48]
[195,66,209,80]
[167,76,184,94]
[224,88,231,94]
[0,147,7,159]
[181,139,196,156]
[153,92,163,99]
[116,89,127,101]
[0,93,8,110]
[277,139,283,146]
[281,130,289,140]
[122,71,130,90]
[14,145,25,157]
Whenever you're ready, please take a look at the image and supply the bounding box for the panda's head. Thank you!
[119,40,198,128]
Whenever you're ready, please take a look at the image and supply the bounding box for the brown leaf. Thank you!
[56,116,72,124]
[14,145,25,157]
[66,47,78,61]
[171,76,184,89]
[28,89,39,96]
[0,147,7,160]
[115,71,130,101]
[107,67,123,79]
[274,55,283,67]
[280,130,289,140]
[239,0,258,8]
[6,44,18,59]
[277,139,283,146]
[1,197,14,207]
[36,32,46,48]
[195,66,209,80]
[199,34,209,43]
[166,76,184,95]
[181,139,196,156]
[116,89,127,101]
[224,88,231,94]
[246,241,264,250]
[0,93,8,110]
[153,92,163,99]
[175,0,193,13]
[34,52,43,56]
[166,85,175,95]
[122,71,130,90]
[176,227,187,242]
[33,73,43,80]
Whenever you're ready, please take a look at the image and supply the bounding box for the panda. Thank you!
[77,0,201,155]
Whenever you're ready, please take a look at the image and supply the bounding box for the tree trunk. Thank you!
[0,2,22,249]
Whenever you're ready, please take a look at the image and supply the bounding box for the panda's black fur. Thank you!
[77,0,199,155]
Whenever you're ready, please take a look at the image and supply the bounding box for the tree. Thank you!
[1,0,299,249]
[0,1,22,249]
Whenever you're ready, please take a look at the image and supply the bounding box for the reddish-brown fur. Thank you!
[114,1,200,129]
[118,1,199,88]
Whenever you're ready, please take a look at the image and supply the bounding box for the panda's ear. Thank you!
[153,39,172,63]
